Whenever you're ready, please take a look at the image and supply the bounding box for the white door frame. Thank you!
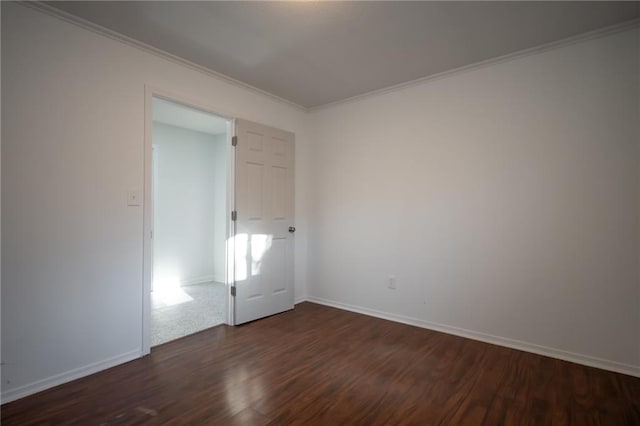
[142,85,236,355]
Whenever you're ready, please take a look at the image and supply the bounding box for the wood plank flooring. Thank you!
[2,302,639,425]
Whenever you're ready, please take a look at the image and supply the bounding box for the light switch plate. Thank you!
[127,188,141,206]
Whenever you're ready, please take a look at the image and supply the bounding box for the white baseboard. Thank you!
[294,296,307,305]
[5,298,636,405]
[306,296,640,378]
[1,349,141,404]
[179,275,218,286]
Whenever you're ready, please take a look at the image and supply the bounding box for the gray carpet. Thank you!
[151,281,226,346]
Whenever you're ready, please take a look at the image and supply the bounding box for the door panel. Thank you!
[246,163,264,219]
[234,119,294,324]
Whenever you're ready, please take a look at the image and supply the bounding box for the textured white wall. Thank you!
[307,28,640,372]
[1,3,309,401]
[152,123,225,286]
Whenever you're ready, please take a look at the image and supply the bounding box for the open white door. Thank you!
[233,119,295,324]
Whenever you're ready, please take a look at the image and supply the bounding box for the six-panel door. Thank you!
[234,119,294,324]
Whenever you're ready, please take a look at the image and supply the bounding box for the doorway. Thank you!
[142,88,297,354]
[147,95,232,347]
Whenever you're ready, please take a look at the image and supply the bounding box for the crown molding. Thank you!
[17,1,640,113]
[20,1,308,112]
[308,18,640,112]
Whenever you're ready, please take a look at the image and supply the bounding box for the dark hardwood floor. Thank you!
[2,302,639,425]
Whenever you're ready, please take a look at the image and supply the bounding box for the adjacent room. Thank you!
[150,97,229,346]
[2,1,639,424]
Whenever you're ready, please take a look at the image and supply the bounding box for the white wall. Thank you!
[1,2,309,401]
[211,133,228,283]
[307,28,640,374]
[152,122,226,286]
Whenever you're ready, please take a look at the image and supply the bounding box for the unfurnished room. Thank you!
[1,1,639,424]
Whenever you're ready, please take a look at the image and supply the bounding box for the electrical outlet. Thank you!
[127,188,141,206]
[388,275,396,290]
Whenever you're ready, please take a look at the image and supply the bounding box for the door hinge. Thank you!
[230,286,236,297]
[232,136,238,147]
[231,210,237,221]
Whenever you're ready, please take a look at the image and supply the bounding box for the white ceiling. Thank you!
[153,97,228,135]
[48,1,639,109]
